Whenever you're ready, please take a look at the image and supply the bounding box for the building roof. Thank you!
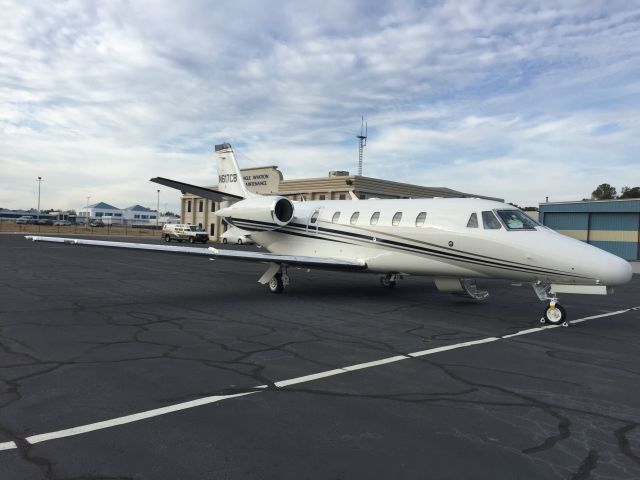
[125,204,153,212]
[88,202,119,210]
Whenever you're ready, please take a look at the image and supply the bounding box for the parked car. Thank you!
[36,219,54,225]
[162,223,208,244]
[53,220,72,226]
[220,227,254,245]
[16,216,34,224]
[90,219,105,227]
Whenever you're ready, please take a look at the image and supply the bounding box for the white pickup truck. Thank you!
[162,224,209,244]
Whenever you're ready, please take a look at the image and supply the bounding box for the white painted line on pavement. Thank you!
[0,441,17,451]
[1,305,637,452]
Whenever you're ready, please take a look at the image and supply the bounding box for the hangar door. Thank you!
[588,213,639,260]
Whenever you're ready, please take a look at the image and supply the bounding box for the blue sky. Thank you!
[1,0,639,212]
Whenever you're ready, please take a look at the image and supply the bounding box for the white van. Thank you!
[162,224,209,244]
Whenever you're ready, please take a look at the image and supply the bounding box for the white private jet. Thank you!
[27,143,632,326]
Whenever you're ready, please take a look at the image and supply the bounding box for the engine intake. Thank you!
[215,196,295,230]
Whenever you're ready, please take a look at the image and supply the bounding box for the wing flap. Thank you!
[25,236,367,271]
[150,177,244,202]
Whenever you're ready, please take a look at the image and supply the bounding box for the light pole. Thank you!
[156,189,160,231]
[37,177,43,219]
[86,195,91,226]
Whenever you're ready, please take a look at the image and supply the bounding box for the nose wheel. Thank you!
[540,302,568,327]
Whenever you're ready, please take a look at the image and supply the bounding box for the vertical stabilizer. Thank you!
[215,143,255,199]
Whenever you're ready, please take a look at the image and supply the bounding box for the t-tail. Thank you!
[150,143,253,203]
[215,143,255,199]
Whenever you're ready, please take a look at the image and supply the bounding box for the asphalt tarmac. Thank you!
[0,233,639,480]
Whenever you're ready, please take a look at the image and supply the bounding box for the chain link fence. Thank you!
[0,219,163,238]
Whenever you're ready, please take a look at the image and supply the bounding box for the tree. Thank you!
[591,183,617,200]
[620,186,640,199]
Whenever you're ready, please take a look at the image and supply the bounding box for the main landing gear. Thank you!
[533,282,569,327]
[380,273,399,288]
[260,264,290,294]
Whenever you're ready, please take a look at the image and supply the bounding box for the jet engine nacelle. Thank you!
[215,196,295,230]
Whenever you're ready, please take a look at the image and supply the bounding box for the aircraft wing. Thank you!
[25,236,367,271]
[150,177,244,203]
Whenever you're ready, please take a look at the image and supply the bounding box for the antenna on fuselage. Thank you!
[356,116,367,176]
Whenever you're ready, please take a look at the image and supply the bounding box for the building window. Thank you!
[467,213,478,228]
[96,212,103,217]
[187,200,192,213]
[211,201,215,212]
[150,215,156,219]
[332,212,340,223]
[134,215,140,219]
[370,212,380,225]
[482,211,502,230]
[392,212,402,226]
[350,212,359,225]
[415,212,426,227]
[359,194,366,200]
[339,194,346,200]
[319,195,325,200]
[210,224,215,235]
[199,200,203,212]
[142,215,149,219]
[114,213,122,217]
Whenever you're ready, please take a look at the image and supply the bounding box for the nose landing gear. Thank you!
[532,282,569,327]
[541,301,568,327]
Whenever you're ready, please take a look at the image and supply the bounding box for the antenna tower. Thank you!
[356,116,367,176]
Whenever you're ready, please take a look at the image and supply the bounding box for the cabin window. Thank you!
[482,211,502,230]
[496,210,538,230]
[392,212,402,226]
[310,211,319,224]
[332,212,340,223]
[350,212,360,225]
[467,213,478,228]
[415,212,426,227]
[370,212,380,225]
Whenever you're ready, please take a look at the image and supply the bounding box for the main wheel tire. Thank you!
[164,235,171,242]
[189,237,195,244]
[268,273,284,294]
[237,239,243,245]
[222,238,227,244]
[380,276,397,288]
[542,303,567,325]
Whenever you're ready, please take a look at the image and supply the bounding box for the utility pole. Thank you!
[86,196,91,226]
[37,176,43,219]
[157,189,160,230]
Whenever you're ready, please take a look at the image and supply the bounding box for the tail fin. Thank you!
[215,143,255,199]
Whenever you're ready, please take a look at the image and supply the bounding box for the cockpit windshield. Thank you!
[496,210,539,230]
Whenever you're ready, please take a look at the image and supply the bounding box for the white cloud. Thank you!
[0,0,639,212]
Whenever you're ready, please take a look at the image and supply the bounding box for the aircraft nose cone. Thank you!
[594,252,633,286]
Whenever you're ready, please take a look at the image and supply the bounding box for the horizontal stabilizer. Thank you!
[25,236,368,271]
[150,177,244,202]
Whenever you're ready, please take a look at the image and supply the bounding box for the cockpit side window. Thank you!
[496,210,539,230]
[467,213,478,228]
[482,211,502,230]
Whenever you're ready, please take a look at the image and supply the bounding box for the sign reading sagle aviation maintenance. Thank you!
[27,143,632,326]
